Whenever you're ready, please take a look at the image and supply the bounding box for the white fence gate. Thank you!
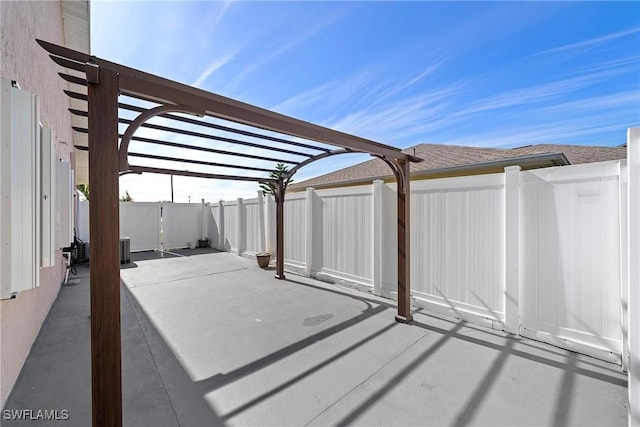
[119,202,161,252]
[162,203,202,250]
[284,193,306,268]
[519,161,623,361]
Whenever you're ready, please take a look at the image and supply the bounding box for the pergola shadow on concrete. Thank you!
[4,254,629,427]
[38,39,422,426]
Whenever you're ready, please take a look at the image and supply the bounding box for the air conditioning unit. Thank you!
[120,237,130,264]
[75,242,88,263]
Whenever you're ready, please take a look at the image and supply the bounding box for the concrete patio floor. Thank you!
[3,249,628,426]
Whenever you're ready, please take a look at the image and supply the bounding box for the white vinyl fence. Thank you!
[77,136,638,370]
[208,195,268,256]
[78,200,208,252]
[204,160,630,365]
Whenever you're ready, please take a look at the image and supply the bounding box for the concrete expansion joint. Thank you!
[302,331,430,426]
[128,267,249,288]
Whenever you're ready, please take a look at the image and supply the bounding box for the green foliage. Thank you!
[260,163,292,196]
[77,184,89,200]
[120,190,133,202]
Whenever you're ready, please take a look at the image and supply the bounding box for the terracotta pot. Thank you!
[256,253,271,268]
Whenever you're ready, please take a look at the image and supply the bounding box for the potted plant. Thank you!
[256,253,271,268]
[198,238,209,248]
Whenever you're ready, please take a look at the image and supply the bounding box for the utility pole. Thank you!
[170,174,174,203]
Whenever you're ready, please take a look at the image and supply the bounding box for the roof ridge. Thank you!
[409,142,507,151]
[291,142,627,190]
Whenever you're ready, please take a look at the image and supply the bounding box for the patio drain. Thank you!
[303,314,334,326]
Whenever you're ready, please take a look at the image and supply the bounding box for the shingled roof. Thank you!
[290,143,626,191]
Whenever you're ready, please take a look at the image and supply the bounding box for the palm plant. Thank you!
[120,191,133,202]
[260,163,292,196]
[77,184,89,200]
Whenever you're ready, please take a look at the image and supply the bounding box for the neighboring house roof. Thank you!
[290,143,627,191]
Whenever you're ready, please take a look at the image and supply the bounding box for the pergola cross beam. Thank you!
[39,39,420,163]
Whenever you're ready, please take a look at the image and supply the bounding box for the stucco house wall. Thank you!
[0,0,80,407]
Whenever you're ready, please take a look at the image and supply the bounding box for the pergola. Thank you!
[39,39,422,427]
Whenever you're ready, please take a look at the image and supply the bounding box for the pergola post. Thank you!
[395,159,413,323]
[87,65,122,427]
[275,178,285,279]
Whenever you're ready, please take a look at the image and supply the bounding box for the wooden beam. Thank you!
[395,160,413,323]
[127,165,274,183]
[88,67,122,427]
[36,41,421,163]
[275,179,286,279]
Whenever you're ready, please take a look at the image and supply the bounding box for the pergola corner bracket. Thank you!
[118,104,206,172]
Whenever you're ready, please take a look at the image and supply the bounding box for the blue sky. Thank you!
[90,1,640,202]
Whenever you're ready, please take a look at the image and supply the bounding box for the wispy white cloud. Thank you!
[441,120,631,149]
[273,54,451,133]
[437,89,639,149]
[226,10,344,90]
[567,55,639,77]
[207,0,234,33]
[325,84,462,144]
[532,27,640,57]
[452,61,634,119]
[191,49,239,88]
[272,65,379,114]
[365,56,450,110]
[535,90,640,115]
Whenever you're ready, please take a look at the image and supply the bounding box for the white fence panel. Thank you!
[208,203,221,249]
[119,202,161,252]
[380,183,398,294]
[317,186,373,284]
[222,200,238,251]
[520,161,622,361]
[284,194,306,266]
[409,174,505,324]
[55,161,73,249]
[244,198,262,255]
[162,203,201,249]
[78,200,90,243]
